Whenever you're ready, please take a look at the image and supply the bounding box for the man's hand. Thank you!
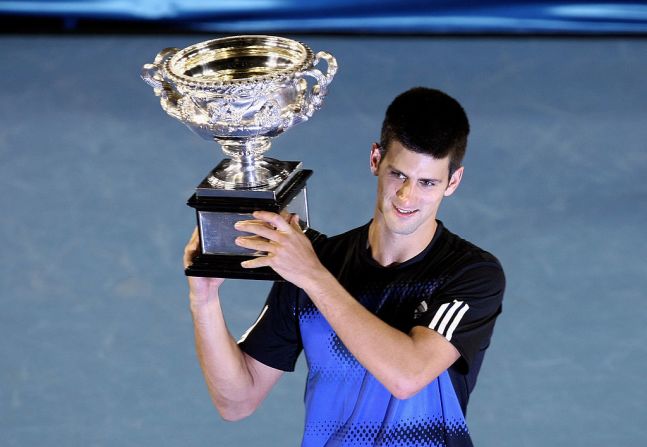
[183,227,225,308]
[234,211,325,288]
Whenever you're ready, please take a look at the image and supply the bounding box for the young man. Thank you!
[184,87,505,447]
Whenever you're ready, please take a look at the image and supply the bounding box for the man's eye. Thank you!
[420,180,437,188]
[390,171,406,180]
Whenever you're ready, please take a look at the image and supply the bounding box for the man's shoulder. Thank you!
[312,223,368,253]
[435,223,504,277]
[427,225,506,326]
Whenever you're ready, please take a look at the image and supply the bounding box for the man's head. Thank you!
[368,88,469,246]
[379,87,470,178]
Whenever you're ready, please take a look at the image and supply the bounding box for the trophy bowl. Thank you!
[142,35,337,189]
[141,36,337,279]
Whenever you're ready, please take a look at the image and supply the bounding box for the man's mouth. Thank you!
[393,204,418,216]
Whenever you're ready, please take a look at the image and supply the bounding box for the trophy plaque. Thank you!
[141,35,337,280]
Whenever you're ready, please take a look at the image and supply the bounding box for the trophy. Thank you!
[141,35,337,280]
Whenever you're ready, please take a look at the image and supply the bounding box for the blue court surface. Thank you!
[1,35,646,446]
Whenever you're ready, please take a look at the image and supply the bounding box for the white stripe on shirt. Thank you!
[238,305,269,344]
[429,300,469,341]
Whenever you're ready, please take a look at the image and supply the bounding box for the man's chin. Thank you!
[385,217,419,236]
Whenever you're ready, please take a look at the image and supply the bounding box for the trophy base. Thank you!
[196,158,303,198]
[185,228,324,281]
[186,168,319,281]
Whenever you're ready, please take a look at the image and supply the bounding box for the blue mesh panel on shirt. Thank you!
[299,304,472,447]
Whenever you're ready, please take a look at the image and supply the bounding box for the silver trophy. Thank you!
[141,35,337,279]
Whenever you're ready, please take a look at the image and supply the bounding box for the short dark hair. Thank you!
[380,87,470,177]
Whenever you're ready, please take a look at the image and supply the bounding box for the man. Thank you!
[184,87,505,446]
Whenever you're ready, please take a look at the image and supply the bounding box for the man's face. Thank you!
[370,140,463,240]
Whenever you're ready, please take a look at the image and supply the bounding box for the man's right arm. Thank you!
[184,228,284,421]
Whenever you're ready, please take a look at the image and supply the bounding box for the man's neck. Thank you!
[367,218,438,267]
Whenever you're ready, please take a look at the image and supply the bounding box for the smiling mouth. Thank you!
[393,204,418,216]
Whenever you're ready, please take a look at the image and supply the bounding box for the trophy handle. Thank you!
[293,51,338,122]
[141,48,185,120]
[141,64,163,89]
[302,51,337,103]
[141,47,179,94]
[314,51,338,86]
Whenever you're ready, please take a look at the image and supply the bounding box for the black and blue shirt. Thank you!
[239,221,505,447]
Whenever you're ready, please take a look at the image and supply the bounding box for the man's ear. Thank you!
[444,166,464,197]
[370,143,382,176]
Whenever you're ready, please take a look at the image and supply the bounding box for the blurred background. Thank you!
[1,1,646,446]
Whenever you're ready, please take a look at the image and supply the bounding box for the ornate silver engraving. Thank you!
[142,35,337,188]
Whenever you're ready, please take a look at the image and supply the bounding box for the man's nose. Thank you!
[397,180,415,202]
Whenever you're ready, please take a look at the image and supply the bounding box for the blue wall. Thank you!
[2,1,647,33]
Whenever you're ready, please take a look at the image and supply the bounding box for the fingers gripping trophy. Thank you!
[142,35,337,280]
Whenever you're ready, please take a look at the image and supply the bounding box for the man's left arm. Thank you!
[234,211,461,399]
